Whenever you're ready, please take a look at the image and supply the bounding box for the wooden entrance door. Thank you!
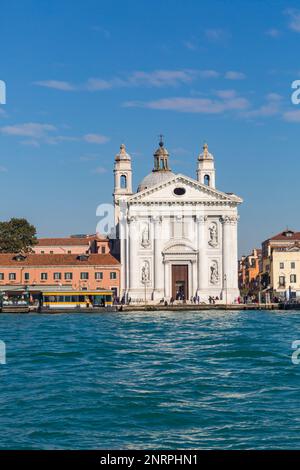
[172,265,188,300]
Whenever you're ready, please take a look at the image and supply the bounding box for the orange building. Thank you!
[238,248,262,295]
[33,234,110,255]
[0,253,120,298]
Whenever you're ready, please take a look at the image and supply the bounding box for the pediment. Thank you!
[285,245,300,252]
[128,174,242,205]
[163,240,197,254]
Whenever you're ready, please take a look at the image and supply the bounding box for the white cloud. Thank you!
[34,80,76,91]
[80,154,97,162]
[91,26,111,39]
[85,78,114,91]
[204,28,229,42]
[124,93,250,114]
[225,71,246,80]
[285,8,300,32]
[35,69,221,93]
[215,89,238,99]
[21,139,40,147]
[183,40,198,50]
[92,166,107,174]
[84,133,110,144]
[170,147,190,156]
[0,166,7,172]
[242,93,283,118]
[265,28,281,38]
[127,70,198,87]
[199,70,220,78]
[0,122,109,146]
[46,135,79,145]
[1,122,56,138]
[283,110,300,122]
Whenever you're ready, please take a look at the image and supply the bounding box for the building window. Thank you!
[80,272,89,280]
[204,174,210,186]
[65,272,73,280]
[54,272,61,280]
[68,250,71,254]
[280,262,284,269]
[173,187,186,196]
[0,273,4,280]
[291,262,296,269]
[101,246,106,254]
[291,274,297,283]
[41,273,48,281]
[279,276,285,287]
[95,272,103,280]
[120,174,127,189]
[24,273,30,281]
[50,251,54,254]
[110,271,117,280]
[41,251,45,254]
[9,273,16,281]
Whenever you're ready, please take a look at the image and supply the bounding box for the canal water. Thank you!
[0,310,299,449]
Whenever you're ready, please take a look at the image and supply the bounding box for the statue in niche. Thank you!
[208,222,218,247]
[141,223,151,248]
[210,261,219,284]
[141,261,150,283]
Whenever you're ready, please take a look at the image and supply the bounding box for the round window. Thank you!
[173,187,186,196]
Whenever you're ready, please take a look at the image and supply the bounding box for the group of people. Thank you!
[208,296,220,304]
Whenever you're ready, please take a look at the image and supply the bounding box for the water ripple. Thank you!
[0,310,299,449]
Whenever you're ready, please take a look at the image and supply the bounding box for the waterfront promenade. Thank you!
[0,302,283,314]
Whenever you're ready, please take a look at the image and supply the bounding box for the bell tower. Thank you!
[114,144,132,196]
[197,142,216,189]
[113,144,132,226]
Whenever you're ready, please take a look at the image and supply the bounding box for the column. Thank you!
[189,262,193,300]
[221,215,239,301]
[128,216,137,290]
[153,216,163,295]
[196,215,207,295]
[164,260,170,298]
[192,260,197,298]
[231,217,239,289]
[222,216,231,289]
[119,206,127,295]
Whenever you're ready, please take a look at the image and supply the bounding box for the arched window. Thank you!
[120,174,127,189]
[204,174,210,186]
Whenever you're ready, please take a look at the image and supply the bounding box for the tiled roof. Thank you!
[37,237,91,246]
[37,235,107,246]
[0,253,120,267]
[268,230,300,241]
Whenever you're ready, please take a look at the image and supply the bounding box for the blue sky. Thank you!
[1,0,300,255]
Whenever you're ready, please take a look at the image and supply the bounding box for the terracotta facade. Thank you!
[0,253,120,297]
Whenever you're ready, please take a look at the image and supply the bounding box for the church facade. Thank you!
[113,139,242,304]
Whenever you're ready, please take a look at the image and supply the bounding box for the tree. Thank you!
[0,218,38,253]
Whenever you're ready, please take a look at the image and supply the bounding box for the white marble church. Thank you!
[113,138,242,304]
